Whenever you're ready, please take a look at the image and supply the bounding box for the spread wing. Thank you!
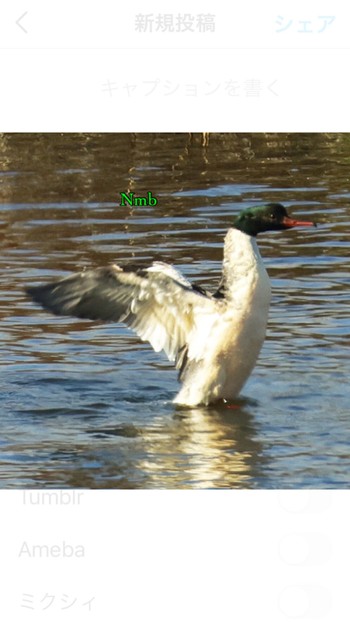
[26,262,220,365]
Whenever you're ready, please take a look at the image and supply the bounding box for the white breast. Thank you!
[174,229,271,406]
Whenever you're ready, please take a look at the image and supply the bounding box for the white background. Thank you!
[1,2,349,620]
[1,1,348,130]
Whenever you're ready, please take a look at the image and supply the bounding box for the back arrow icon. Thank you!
[16,11,28,34]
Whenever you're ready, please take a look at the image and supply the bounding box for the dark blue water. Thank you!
[1,133,350,488]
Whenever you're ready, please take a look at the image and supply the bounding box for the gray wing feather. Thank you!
[27,266,131,322]
[26,263,217,363]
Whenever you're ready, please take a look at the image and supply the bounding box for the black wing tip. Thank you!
[25,283,66,316]
[26,283,51,302]
[25,284,44,303]
[25,277,123,322]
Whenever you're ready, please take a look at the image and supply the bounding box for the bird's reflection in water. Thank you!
[2,382,267,488]
[138,398,266,489]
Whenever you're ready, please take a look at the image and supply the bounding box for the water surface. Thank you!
[1,133,349,488]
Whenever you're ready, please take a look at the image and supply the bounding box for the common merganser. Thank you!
[26,203,315,406]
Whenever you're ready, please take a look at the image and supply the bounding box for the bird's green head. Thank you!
[233,203,316,237]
